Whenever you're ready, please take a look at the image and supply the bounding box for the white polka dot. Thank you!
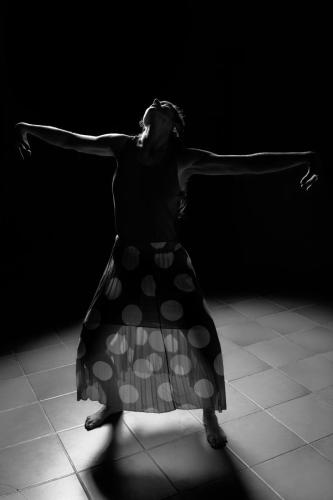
[164,334,179,352]
[121,246,140,270]
[149,330,165,352]
[141,275,156,296]
[133,358,154,379]
[105,277,122,300]
[77,340,86,358]
[157,382,173,402]
[186,255,193,268]
[119,384,139,404]
[122,304,142,325]
[147,352,163,371]
[214,353,224,376]
[154,252,175,268]
[174,273,195,292]
[174,243,182,251]
[106,333,128,354]
[170,354,192,375]
[194,379,214,398]
[151,242,166,249]
[160,300,183,321]
[92,361,113,381]
[188,325,211,348]
[85,308,101,330]
[136,327,148,345]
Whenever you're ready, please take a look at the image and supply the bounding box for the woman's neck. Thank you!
[139,126,170,152]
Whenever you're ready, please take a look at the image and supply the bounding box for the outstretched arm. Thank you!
[180,148,319,191]
[15,122,129,158]
[183,148,313,176]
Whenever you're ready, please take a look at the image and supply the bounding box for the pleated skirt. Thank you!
[76,235,227,413]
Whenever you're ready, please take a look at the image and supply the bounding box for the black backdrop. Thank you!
[2,1,332,332]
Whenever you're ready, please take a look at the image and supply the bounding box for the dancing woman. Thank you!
[15,98,318,448]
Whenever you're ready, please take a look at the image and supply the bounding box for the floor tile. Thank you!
[295,304,333,325]
[286,325,333,353]
[12,331,62,353]
[63,340,80,360]
[216,332,240,353]
[215,292,261,304]
[179,474,258,500]
[0,402,53,449]
[231,368,310,408]
[238,467,284,500]
[19,474,88,499]
[263,292,314,310]
[148,430,246,491]
[0,493,23,499]
[189,382,260,424]
[79,451,176,500]
[322,350,333,361]
[209,305,248,327]
[228,298,286,320]
[0,434,73,489]
[41,392,102,431]
[313,385,333,406]
[123,409,202,449]
[59,419,143,471]
[256,310,318,334]
[253,445,333,500]
[220,321,280,347]
[223,348,271,381]
[56,321,83,344]
[16,343,76,374]
[325,321,333,330]
[0,355,24,380]
[268,393,333,442]
[311,434,333,462]
[279,354,333,391]
[0,376,37,411]
[245,336,312,367]
[221,410,304,466]
[27,364,76,400]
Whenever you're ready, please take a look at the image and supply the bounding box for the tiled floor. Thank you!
[1,292,333,499]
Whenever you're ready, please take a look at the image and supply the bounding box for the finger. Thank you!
[20,142,32,155]
[300,173,309,185]
[305,174,318,185]
[18,146,25,160]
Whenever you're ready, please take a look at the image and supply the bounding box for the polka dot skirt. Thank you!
[76,235,227,413]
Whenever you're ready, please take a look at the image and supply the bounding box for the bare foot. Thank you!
[85,405,122,431]
[203,409,228,449]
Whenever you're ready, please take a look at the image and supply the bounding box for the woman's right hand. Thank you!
[15,122,32,159]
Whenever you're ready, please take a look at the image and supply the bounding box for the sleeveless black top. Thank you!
[112,135,185,242]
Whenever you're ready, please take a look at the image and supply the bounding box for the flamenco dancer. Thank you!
[16,98,318,448]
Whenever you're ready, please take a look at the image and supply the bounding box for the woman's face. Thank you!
[142,98,176,130]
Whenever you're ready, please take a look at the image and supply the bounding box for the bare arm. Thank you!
[182,148,313,177]
[15,122,129,157]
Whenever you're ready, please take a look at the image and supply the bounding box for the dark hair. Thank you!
[139,100,186,141]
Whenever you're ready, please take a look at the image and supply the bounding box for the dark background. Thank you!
[1,1,332,333]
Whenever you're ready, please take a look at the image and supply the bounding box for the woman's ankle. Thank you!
[203,408,215,416]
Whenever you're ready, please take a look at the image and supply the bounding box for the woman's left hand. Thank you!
[300,153,320,191]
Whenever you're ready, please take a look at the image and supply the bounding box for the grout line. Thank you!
[243,466,286,499]
[1,296,331,499]
[2,347,92,500]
